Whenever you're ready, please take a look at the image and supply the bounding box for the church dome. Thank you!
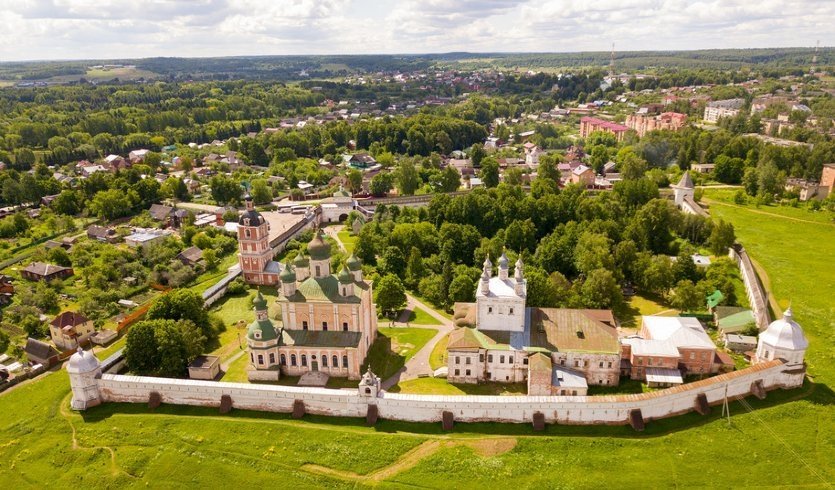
[346,253,362,271]
[280,263,296,283]
[759,308,808,351]
[307,230,331,260]
[66,348,99,374]
[337,265,353,284]
[247,318,278,342]
[498,252,509,268]
[253,291,267,310]
[293,253,309,267]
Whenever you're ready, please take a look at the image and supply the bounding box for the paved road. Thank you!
[380,294,454,390]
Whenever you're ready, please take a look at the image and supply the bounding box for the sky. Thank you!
[0,0,832,61]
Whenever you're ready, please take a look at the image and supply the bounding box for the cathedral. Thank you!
[237,194,280,285]
[246,229,378,382]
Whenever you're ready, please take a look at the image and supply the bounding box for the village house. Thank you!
[86,225,120,243]
[49,311,95,351]
[23,338,59,367]
[570,165,595,187]
[21,262,73,282]
[124,228,174,248]
[176,246,204,268]
[524,144,544,166]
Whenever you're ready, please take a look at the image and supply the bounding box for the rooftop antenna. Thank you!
[810,40,819,75]
[609,43,615,78]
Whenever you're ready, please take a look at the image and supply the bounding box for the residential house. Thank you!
[23,338,59,367]
[21,262,74,282]
[49,311,95,351]
[86,225,120,243]
[0,274,13,305]
[524,145,544,166]
[176,246,204,267]
[347,153,377,169]
[570,165,595,187]
[124,228,174,248]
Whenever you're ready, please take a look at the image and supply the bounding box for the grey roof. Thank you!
[676,171,694,189]
[25,337,58,360]
[148,203,174,221]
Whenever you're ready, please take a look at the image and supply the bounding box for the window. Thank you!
[574,360,579,367]
[488,306,493,313]
[254,331,261,339]
[523,357,528,365]
[332,355,339,367]
[455,356,460,365]
[291,354,297,366]
[689,352,695,360]
[560,359,565,366]
[608,361,612,368]
[322,321,328,331]
[245,229,251,238]
[508,356,513,364]
[342,355,348,368]
[479,354,484,362]
[599,361,604,368]
[488,354,493,363]
[343,322,348,331]
[269,353,275,364]
[257,354,264,364]
[465,357,471,365]
[322,356,328,367]
[315,265,321,276]
[250,353,254,363]
[648,358,653,366]
[637,357,643,365]
[301,355,307,367]
[280,354,286,366]
[500,355,505,364]
[455,369,460,376]
[509,307,514,315]
[465,369,471,376]
[302,321,308,330]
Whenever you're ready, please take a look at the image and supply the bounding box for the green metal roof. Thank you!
[706,289,725,309]
[293,253,309,267]
[717,309,756,332]
[247,317,278,342]
[287,275,368,303]
[281,329,362,348]
[346,253,362,271]
[307,230,331,260]
[280,262,296,283]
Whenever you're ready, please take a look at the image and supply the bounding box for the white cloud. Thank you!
[0,0,831,60]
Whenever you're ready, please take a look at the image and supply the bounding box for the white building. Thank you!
[703,98,745,123]
[475,254,526,332]
[320,186,354,223]
[755,307,808,369]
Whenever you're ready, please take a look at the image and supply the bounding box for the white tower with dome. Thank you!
[475,252,527,332]
[755,307,808,369]
[66,347,103,410]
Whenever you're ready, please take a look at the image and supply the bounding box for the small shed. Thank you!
[724,333,758,353]
[24,338,59,367]
[188,355,221,380]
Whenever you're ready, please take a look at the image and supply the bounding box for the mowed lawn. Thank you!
[336,230,357,254]
[364,327,437,380]
[1,193,834,486]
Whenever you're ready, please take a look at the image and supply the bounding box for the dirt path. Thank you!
[381,294,454,390]
[703,198,835,227]
[323,224,347,253]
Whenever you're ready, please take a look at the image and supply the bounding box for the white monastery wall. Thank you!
[94,359,798,425]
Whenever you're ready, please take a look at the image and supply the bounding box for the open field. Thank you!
[405,306,442,325]
[336,230,357,254]
[364,327,437,380]
[1,191,834,486]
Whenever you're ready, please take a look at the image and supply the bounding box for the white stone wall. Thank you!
[93,359,800,425]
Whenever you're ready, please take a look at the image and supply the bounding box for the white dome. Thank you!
[66,348,100,374]
[759,308,808,351]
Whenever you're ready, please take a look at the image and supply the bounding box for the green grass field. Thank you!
[1,191,834,486]
[336,230,357,254]
[429,333,449,370]
[405,306,442,325]
[364,327,437,380]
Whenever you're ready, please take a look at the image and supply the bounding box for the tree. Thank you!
[250,179,273,205]
[756,161,784,198]
[13,148,35,170]
[88,189,134,221]
[370,172,394,197]
[574,232,614,275]
[670,280,701,312]
[505,219,537,254]
[438,165,461,192]
[418,274,447,308]
[448,274,475,303]
[713,155,744,184]
[709,219,736,256]
[470,143,486,167]
[405,247,425,289]
[125,320,160,374]
[346,169,363,194]
[375,274,406,316]
[525,267,559,307]
[210,175,243,205]
[380,246,407,278]
[480,157,499,188]
[580,269,622,309]
[396,160,420,196]
[147,289,213,340]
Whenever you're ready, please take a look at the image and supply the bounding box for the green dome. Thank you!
[280,262,296,283]
[346,253,362,271]
[307,230,331,260]
[337,265,353,284]
[247,318,278,342]
[253,291,267,310]
[293,252,309,267]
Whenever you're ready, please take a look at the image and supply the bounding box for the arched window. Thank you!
[343,322,348,331]
[322,355,328,367]
[280,354,286,366]
[301,354,308,367]
[290,354,297,366]
[342,355,349,368]
[269,353,275,364]
[322,321,328,331]
[332,355,339,368]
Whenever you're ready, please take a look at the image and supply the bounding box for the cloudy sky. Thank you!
[0,0,832,61]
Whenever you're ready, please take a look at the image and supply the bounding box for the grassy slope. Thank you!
[406,306,442,325]
[364,327,437,380]
[2,192,834,486]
